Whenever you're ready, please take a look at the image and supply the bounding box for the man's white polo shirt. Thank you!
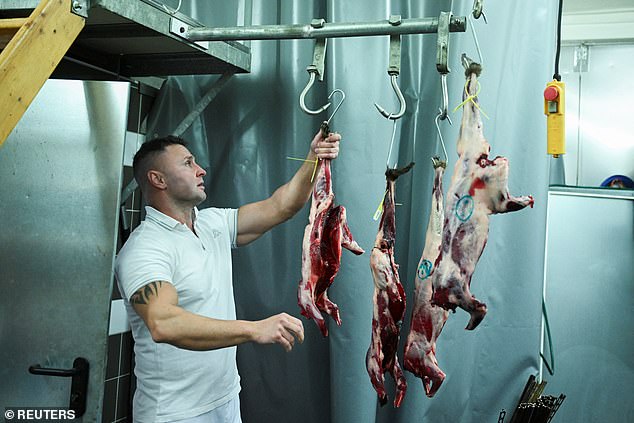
[115,206,241,423]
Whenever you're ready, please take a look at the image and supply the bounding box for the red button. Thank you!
[544,86,559,101]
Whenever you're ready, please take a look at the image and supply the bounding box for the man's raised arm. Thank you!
[236,130,341,246]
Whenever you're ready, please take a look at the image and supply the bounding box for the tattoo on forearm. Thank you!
[130,281,163,305]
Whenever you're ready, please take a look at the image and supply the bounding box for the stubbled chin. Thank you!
[193,190,206,204]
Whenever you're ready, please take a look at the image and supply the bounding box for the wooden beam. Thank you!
[0,0,85,147]
[0,18,28,49]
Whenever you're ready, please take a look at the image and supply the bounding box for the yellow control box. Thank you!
[544,80,565,156]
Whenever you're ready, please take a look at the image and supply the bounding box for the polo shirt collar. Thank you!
[145,206,199,230]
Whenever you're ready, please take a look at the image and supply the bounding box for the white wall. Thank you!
[563,1,634,42]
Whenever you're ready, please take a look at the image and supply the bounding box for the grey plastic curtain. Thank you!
[146,1,554,422]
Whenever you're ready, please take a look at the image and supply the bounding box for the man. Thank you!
[115,129,341,423]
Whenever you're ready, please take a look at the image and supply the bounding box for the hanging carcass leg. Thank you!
[403,157,449,397]
[366,163,413,407]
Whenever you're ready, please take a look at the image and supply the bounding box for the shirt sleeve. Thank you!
[114,229,175,301]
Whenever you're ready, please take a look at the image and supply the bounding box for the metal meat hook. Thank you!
[300,36,329,115]
[375,31,406,120]
[374,73,406,120]
[436,11,452,121]
[299,71,331,115]
[320,89,346,136]
[439,73,451,121]
[434,108,450,164]
[325,89,345,125]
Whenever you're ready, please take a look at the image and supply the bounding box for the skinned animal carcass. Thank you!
[403,157,449,398]
[366,163,413,407]
[431,63,534,330]
[298,158,364,337]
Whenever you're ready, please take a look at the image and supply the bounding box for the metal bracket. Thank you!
[70,0,89,18]
[388,33,401,76]
[309,36,327,81]
[436,11,451,74]
[388,14,402,75]
[170,18,210,50]
[436,11,452,121]
[573,44,589,73]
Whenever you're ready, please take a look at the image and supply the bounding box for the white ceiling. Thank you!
[564,0,634,14]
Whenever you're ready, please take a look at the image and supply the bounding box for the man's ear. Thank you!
[147,170,167,190]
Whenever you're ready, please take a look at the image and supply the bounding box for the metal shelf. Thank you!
[0,0,251,79]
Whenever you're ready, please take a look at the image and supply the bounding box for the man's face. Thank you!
[156,144,207,205]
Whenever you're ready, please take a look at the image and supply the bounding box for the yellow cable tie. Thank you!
[310,157,320,183]
[452,80,489,119]
[286,156,318,163]
[372,190,388,221]
[285,156,320,183]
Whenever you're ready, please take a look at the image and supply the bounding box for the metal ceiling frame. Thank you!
[0,0,252,79]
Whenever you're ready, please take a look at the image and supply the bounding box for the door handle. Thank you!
[29,357,89,417]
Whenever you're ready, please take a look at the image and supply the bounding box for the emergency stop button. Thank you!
[544,86,559,101]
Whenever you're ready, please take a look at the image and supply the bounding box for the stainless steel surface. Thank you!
[0,80,129,421]
[184,15,466,41]
[541,189,633,422]
[548,184,634,200]
[560,43,634,187]
[0,0,251,77]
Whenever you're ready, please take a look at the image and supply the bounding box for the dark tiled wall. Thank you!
[103,166,141,422]
[103,83,156,422]
[103,332,134,423]
[103,163,141,422]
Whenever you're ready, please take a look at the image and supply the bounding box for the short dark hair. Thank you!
[133,135,188,188]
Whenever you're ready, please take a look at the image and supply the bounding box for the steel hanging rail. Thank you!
[173,15,467,42]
